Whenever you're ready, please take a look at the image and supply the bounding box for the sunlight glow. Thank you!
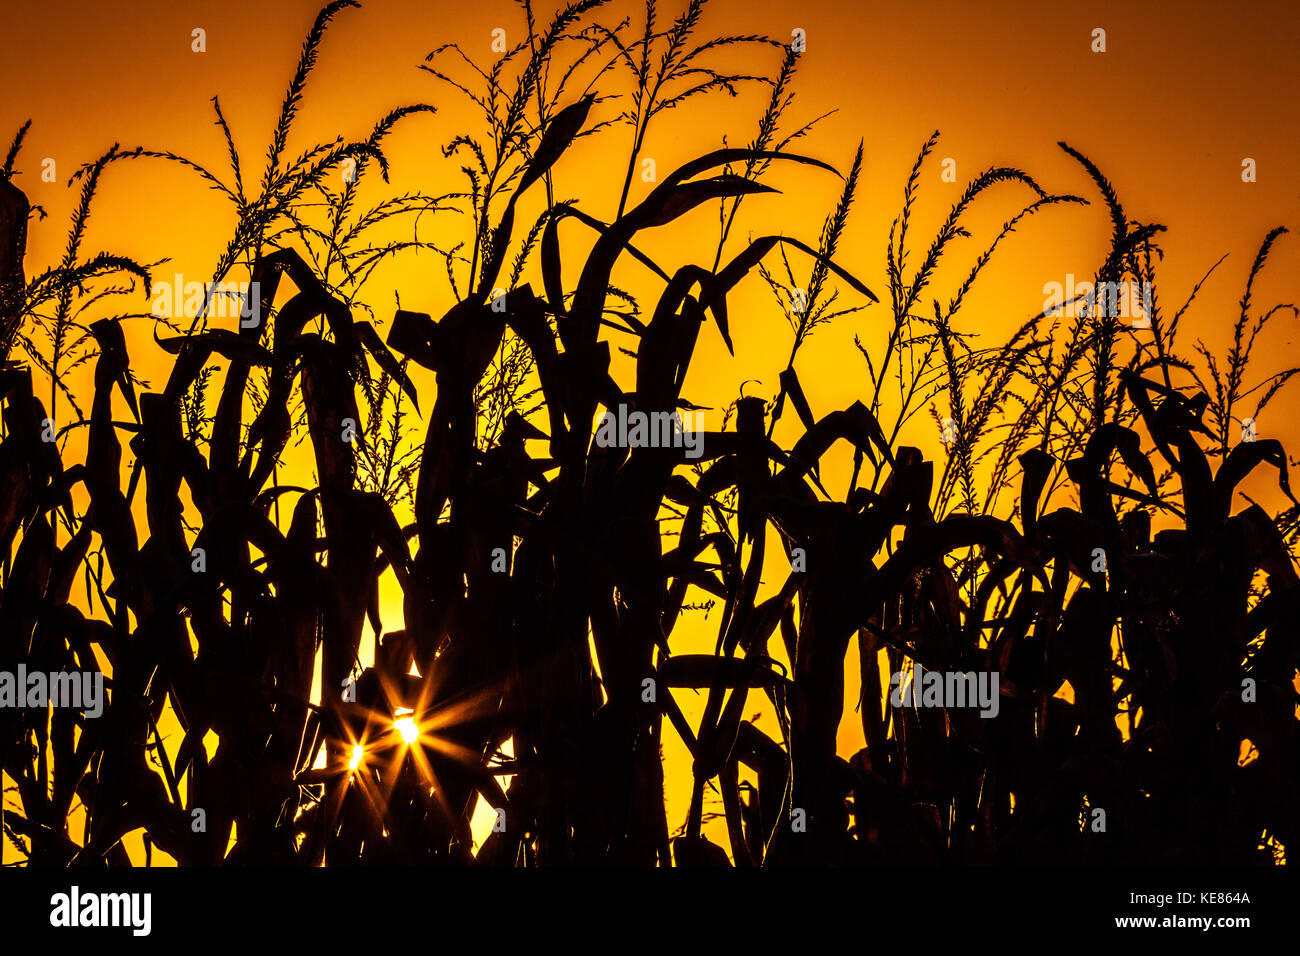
[395,717,420,744]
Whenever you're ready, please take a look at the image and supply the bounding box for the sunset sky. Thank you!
[2,0,1297,862]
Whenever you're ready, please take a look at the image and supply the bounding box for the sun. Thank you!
[394,717,420,745]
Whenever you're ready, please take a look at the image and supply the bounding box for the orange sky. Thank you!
[2,0,1298,862]
[3,0,1296,450]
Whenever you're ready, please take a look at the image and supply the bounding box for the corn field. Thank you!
[1,0,1298,868]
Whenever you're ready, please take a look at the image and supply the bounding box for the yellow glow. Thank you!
[1238,739,1260,767]
[469,795,499,855]
[348,744,364,771]
[1053,680,1075,704]
[395,717,420,745]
